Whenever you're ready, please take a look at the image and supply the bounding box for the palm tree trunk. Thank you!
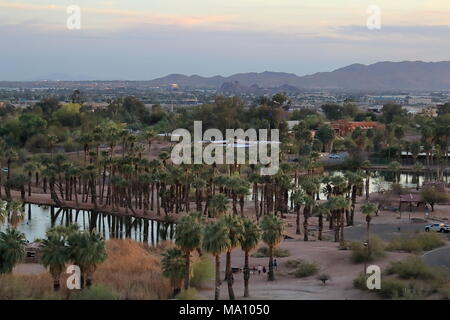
[226,251,235,300]
[268,246,275,281]
[318,213,323,240]
[184,251,190,290]
[214,254,221,300]
[295,205,301,235]
[243,250,250,297]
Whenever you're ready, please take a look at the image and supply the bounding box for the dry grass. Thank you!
[0,274,59,300]
[94,239,172,300]
[1,239,173,300]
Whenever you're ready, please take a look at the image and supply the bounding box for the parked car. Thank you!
[1,168,8,173]
[424,223,450,233]
[328,154,341,159]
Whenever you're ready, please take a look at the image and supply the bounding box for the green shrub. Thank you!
[175,288,199,300]
[352,273,369,291]
[387,233,445,253]
[386,257,437,280]
[379,279,432,300]
[190,254,214,289]
[286,259,319,278]
[252,246,290,258]
[378,279,407,299]
[350,235,386,263]
[70,284,118,300]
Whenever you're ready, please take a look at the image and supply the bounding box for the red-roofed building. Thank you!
[331,120,385,137]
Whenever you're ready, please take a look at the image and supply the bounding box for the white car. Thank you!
[425,223,450,233]
[328,154,341,159]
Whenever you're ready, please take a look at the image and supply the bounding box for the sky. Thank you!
[1,0,450,80]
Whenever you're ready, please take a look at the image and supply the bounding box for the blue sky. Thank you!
[1,0,450,80]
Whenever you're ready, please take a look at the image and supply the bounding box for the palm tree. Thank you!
[208,194,229,217]
[143,128,157,156]
[327,196,349,244]
[413,162,424,190]
[175,212,203,290]
[203,220,230,300]
[312,203,328,241]
[388,161,401,183]
[0,228,27,274]
[361,160,372,200]
[239,218,261,297]
[41,234,69,291]
[260,214,284,281]
[67,231,107,289]
[361,202,377,264]
[6,200,25,228]
[221,214,244,300]
[161,247,186,297]
[291,188,305,235]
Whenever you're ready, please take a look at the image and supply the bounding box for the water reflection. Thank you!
[0,204,175,244]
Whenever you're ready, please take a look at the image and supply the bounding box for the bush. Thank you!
[252,246,290,258]
[70,284,118,300]
[0,274,58,300]
[350,236,386,263]
[386,257,439,281]
[190,254,214,289]
[385,256,449,291]
[387,233,445,253]
[352,273,369,291]
[175,288,199,300]
[286,259,319,278]
[317,274,331,285]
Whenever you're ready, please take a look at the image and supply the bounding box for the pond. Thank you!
[0,204,175,244]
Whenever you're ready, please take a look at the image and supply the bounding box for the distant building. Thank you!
[330,120,385,137]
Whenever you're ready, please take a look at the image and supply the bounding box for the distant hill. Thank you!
[147,61,450,91]
[3,61,450,91]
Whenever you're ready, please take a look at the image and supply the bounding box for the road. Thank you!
[339,222,450,269]
[422,247,450,268]
[342,222,428,242]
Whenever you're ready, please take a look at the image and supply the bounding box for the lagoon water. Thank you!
[0,204,175,244]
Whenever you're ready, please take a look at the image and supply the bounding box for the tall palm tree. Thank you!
[260,214,284,281]
[143,128,157,156]
[291,188,305,235]
[161,247,186,297]
[41,234,69,291]
[221,214,244,300]
[6,200,25,228]
[361,160,372,200]
[239,218,261,297]
[203,220,230,300]
[175,212,203,290]
[327,196,350,244]
[0,228,27,274]
[413,162,424,191]
[208,194,229,218]
[388,161,401,183]
[361,202,377,255]
[67,231,107,289]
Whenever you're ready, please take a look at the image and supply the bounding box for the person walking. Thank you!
[258,264,262,275]
[262,266,266,274]
[273,259,278,270]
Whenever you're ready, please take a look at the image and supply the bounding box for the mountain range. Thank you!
[3,61,450,92]
[147,61,450,92]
